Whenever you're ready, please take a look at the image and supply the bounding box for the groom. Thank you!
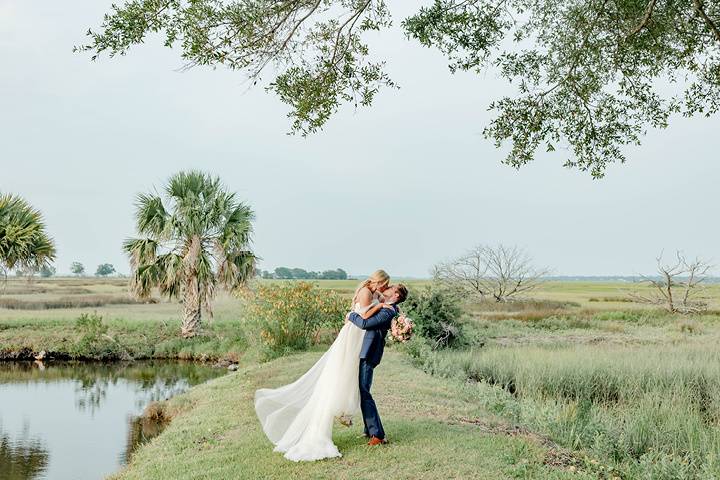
[347,283,409,446]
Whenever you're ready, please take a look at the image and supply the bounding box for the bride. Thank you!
[254,270,392,462]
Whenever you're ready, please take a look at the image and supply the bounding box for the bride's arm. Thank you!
[352,287,385,319]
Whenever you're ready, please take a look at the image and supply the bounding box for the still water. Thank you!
[0,361,225,480]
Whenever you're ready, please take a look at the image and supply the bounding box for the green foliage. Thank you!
[79,1,720,177]
[76,0,394,137]
[319,268,348,280]
[240,282,347,361]
[0,193,56,277]
[70,261,85,276]
[404,0,720,177]
[39,265,56,277]
[95,263,116,277]
[402,285,464,349]
[273,267,293,279]
[271,266,347,280]
[75,311,108,336]
[71,312,125,359]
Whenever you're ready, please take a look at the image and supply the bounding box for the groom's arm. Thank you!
[348,307,396,331]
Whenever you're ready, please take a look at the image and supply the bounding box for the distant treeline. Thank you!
[258,267,348,280]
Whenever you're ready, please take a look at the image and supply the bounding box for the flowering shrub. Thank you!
[239,282,348,360]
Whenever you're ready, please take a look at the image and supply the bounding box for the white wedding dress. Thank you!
[254,298,378,461]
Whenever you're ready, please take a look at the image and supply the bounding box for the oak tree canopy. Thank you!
[78,0,720,177]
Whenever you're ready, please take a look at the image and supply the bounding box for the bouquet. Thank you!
[390,313,414,343]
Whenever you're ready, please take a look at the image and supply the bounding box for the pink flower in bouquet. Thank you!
[390,314,413,343]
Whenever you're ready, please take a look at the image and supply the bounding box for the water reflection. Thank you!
[0,360,225,480]
[0,433,49,480]
[122,412,170,465]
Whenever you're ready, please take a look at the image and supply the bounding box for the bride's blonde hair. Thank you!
[351,269,390,305]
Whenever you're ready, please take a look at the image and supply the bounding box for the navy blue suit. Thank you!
[348,305,399,440]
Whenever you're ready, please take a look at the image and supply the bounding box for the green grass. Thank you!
[407,342,720,479]
[110,351,589,480]
[529,281,720,310]
[4,276,720,479]
[0,278,252,360]
[0,278,426,361]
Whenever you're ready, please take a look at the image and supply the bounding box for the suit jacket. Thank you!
[348,305,399,368]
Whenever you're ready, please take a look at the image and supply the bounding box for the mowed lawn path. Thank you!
[112,351,587,480]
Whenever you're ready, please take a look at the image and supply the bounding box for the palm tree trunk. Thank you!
[181,276,202,338]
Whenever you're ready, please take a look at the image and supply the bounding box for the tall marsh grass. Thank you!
[408,343,720,478]
[0,295,156,310]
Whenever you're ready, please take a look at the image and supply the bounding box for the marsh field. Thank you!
[2,277,720,479]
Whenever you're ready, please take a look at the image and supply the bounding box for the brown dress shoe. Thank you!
[367,436,388,446]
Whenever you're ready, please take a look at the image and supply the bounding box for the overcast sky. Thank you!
[2,1,718,278]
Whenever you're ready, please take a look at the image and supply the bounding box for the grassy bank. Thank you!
[110,351,589,480]
[0,278,252,361]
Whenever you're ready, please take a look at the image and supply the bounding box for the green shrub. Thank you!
[239,282,347,360]
[71,312,125,359]
[75,311,108,336]
[403,285,464,349]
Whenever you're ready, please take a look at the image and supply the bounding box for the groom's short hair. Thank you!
[396,284,408,303]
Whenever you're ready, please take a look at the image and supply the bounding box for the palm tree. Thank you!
[124,171,257,337]
[0,193,56,280]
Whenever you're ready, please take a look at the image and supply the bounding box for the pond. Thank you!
[0,360,226,480]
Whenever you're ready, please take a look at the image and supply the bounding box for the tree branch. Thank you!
[628,0,658,36]
[693,0,720,42]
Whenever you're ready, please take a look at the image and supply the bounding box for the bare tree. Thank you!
[629,251,712,314]
[433,245,548,302]
[433,246,490,299]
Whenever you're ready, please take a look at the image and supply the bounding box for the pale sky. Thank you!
[1,1,718,277]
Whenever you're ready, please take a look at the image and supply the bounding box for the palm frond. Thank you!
[156,253,184,299]
[123,238,158,268]
[130,263,161,299]
[135,193,169,238]
[0,193,56,272]
[219,202,255,250]
[218,250,257,290]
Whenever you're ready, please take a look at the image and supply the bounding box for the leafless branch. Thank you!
[628,251,712,314]
[433,245,548,302]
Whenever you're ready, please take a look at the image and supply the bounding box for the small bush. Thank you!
[71,312,125,359]
[239,282,347,360]
[75,311,108,336]
[402,285,464,349]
